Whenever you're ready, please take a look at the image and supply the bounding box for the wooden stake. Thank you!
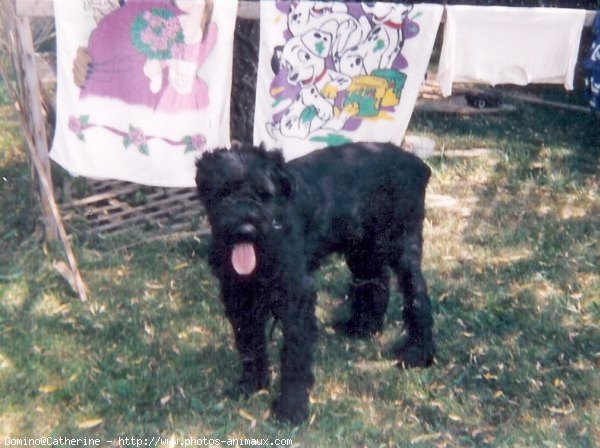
[1,0,87,301]
[7,93,89,302]
[14,12,58,241]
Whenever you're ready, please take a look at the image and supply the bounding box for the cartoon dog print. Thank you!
[287,1,359,37]
[267,29,357,139]
[287,1,372,78]
[359,3,413,73]
[266,86,355,139]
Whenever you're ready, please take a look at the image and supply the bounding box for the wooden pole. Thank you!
[14,13,59,241]
[0,59,89,302]
[1,0,87,301]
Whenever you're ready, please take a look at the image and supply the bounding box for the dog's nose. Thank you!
[234,223,257,241]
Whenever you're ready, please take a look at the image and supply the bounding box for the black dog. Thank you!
[195,142,434,424]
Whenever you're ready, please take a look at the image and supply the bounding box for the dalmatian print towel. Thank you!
[253,1,443,160]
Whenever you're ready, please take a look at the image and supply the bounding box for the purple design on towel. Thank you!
[81,0,217,112]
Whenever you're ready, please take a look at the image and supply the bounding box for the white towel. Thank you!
[253,1,443,160]
[51,0,238,187]
[437,6,586,97]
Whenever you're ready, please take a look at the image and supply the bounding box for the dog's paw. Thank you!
[320,83,339,99]
[271,395,309,426]
[394,339,435,369]
[332,316,383,339]
[238,373,270,397]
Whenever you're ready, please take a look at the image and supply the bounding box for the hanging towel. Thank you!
[584,11,600,112]
[437,6,587,97]
[253,1,443,160]
[50,0,238,187]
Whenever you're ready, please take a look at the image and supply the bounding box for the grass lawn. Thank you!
[0,88,598,447]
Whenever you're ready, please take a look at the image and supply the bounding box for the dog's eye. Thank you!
[252,182,274,200]
[220,180,243,198]
[299,50,311,61]
[257,187,273,200]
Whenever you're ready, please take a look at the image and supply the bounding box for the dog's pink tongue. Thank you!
[231,243,257,275]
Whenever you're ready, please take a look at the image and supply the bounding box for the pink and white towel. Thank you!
[51,0,238,187]
[253,1,443,160]
[437,6,587,97]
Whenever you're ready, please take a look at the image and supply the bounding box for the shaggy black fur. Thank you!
[195,142,435,424]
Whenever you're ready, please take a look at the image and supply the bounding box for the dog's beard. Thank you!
[231,243,257,276]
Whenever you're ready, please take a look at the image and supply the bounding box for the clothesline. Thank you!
[14,0,599,26]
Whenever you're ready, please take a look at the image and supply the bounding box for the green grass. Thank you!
[1,89,599,447]
[0,82,9,106]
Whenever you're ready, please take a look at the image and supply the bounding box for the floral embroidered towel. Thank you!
[253,1,443,160]
[437,6,587,97]
[51,0,238,187]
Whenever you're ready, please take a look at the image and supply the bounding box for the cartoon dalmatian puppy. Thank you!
[287,1,372,76]
[266,88,352,139]
[359,3,413,73]
[267,29,357,139]
[335,43,370,77]
[288,1,352,36]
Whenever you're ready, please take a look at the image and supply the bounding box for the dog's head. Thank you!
[336,48,366,77]
[271,30,332,86]
[267,99,316,139]
[361,3,412,24]
[287,1,314,35]
[287,1,341,36]
[196,145,295,277]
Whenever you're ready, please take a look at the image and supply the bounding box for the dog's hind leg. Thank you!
[335,246,390,337]
[390,224,435,368]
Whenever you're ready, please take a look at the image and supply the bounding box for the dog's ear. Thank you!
[195,149,227,201]
[264,149,295,199]
[195,155,213,201]
[277,167,296,199]
[271,46,283,74]
[301,30,333,57]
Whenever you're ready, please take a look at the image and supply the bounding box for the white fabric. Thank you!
[253,1,443,160]
[51,0,237,187]
[437,6,586,97]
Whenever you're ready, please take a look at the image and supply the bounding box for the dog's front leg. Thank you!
[272,279,317,424]
[222,284,270,395]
